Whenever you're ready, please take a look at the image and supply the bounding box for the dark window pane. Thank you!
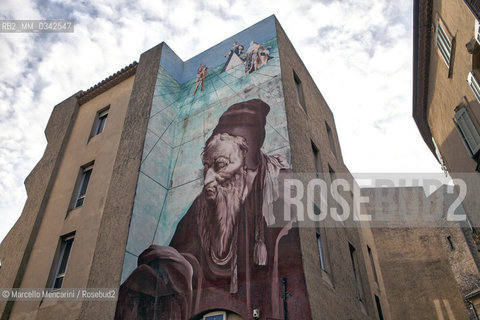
[75,197,84,208]
[79,169,91,197]
[74,168,92,208]
[53,276,64,289]
[368,245,379,284]
[375,295,385,320]
[317,232,326,270]
[349,243,361,300]
[95,113,108,135]
[58,238,73,274]
[294,70,306,112]
[312,142,320,177]
[326,122,337,158]
[328,165,335,182]
[205,315,224,320]
[52,236,74,289]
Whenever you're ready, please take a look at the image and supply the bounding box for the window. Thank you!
[72,164,93,208]
[468,71,480,103]
[316,229,333,287]
[313,203,322,216]
[328,165,335,182]
[293,70,306,112]
[311,142,323,215]
[367,245,379,284]
[325,122,337,158]
[475,19,480,45]
[432,137,448,174]
[375,295,385,320]
[453,106,480,157]
[447,235,455,250]
[203,311,226,320]
[349,242,362,301]
[52,234,74,289]
[317,232,326,271]
[94,109,108,135]
[435,19,452,68]
[311,141,322,178]
[91,107,109,137]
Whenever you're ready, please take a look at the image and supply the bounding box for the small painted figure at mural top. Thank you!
[245,41,273,74]
[222,41,245,73]
[115,99,309,320]
[193,62,208,96]
[224,41,244,58]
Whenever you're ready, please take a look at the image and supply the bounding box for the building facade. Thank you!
[0,13,476,320]
[364,186,479,319]
[0,16,389,320]
[413,0,480,314]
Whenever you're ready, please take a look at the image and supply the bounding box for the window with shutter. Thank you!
[468,72,480,103]
[435,20,452,68]
[453,106,480,157]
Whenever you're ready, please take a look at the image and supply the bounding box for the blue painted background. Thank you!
[160,15,278,84]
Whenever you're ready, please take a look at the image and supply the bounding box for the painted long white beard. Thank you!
[211,173,245,261]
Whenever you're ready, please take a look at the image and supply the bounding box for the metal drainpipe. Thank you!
[466,299,479,320]
[282,277,290,320]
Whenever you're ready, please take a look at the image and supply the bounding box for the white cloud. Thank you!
[0,0,440,243]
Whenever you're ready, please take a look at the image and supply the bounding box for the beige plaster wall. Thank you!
[364,187,472,320]
[78,44,163,320]
[7,75,135,320]
[428,0,480,168]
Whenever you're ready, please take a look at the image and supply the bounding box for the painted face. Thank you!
[202,136,246,201]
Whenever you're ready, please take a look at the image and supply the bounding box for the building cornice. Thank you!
[465,287,480,300]
[76,62,138,105]
[412,0,436,156]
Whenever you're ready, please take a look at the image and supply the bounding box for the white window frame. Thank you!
[95,110,108,135]
[317,232,326,271]
[202,311,226,320]
[468,71,480,103]
[475,19,480,45]
[73,165,93,208]
[94,109,109,136]
[453,106,480,157]
[52,234,74,289]
[435,19,452,68]
[89,106,110,140]
[432,137,448,174]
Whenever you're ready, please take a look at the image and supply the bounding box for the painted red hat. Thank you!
[210,99,270,169]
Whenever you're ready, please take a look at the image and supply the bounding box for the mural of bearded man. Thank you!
[115,99,309,320]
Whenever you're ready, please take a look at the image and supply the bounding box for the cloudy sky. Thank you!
[0,0,441,242]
